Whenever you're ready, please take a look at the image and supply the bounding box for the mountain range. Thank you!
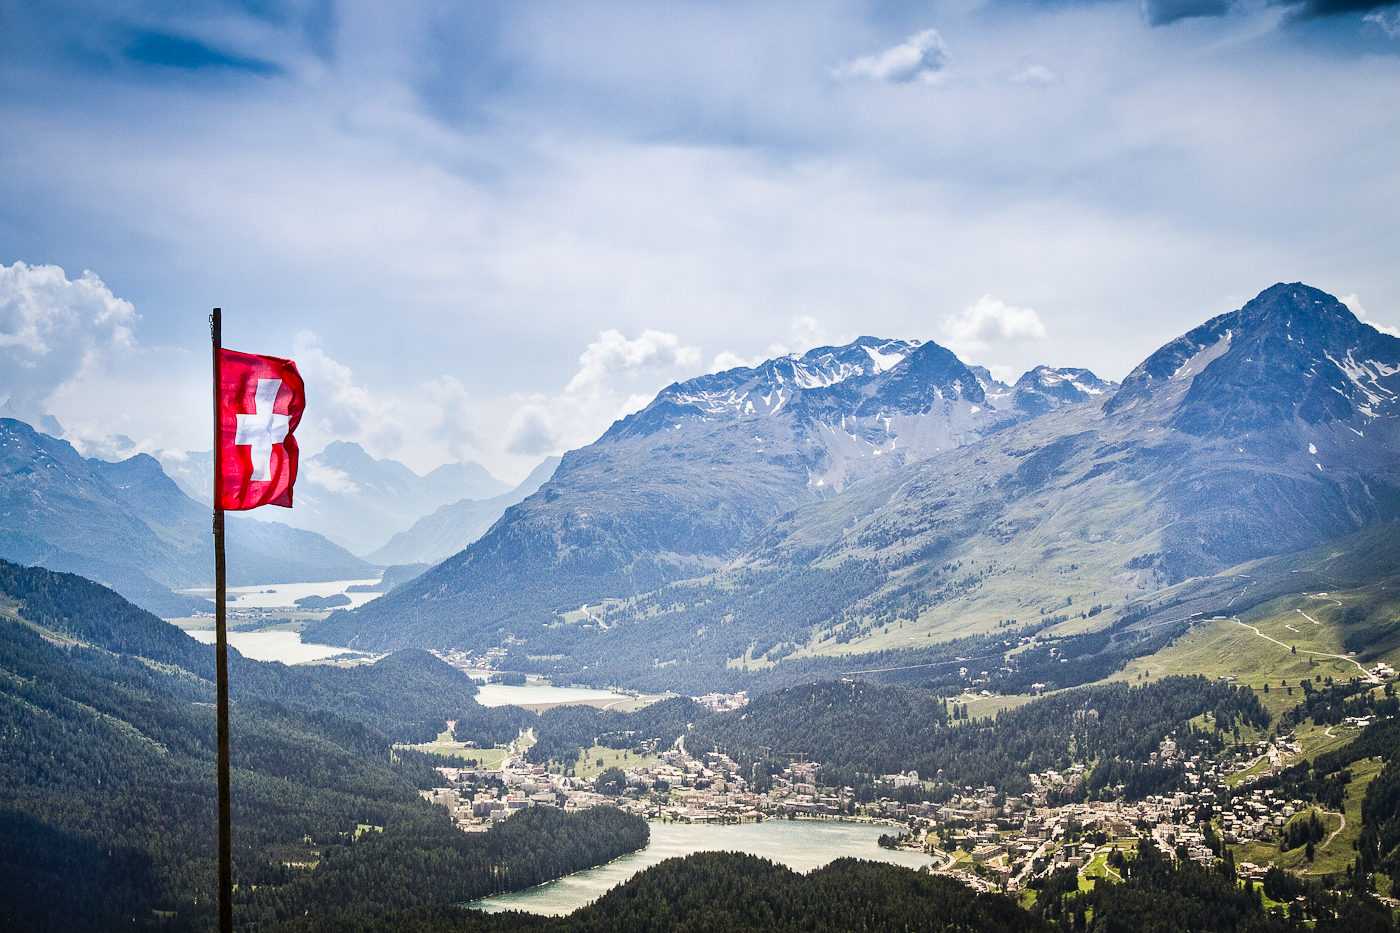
[161,441,514,555]
[368,455,561,566]
[0,420,374,615]
[306,335,1116,653]
[307,284,1400,693]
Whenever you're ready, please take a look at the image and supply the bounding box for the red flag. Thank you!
[216,349,305,510]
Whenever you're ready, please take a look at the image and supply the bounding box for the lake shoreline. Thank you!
[466,817,937,916]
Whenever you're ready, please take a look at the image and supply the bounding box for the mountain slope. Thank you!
[313,283,1400,692]
[90,452,375,587]
[0,559,647,928]
[308,338,1105,651]
[1012,366,1117,416]
[367,455,562,566]
[0,421,375,615]
[549,283,1400,683]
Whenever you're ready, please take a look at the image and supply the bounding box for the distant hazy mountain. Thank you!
[161,441,512,556]
[967,365,1118,417]
[307,336,1114,651]
[0,420,374,616]
[346,561,431,593]
[368,456,562,566]
[159,448,214,505]
[1011,366,1117,416]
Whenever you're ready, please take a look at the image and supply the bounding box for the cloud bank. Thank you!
[940,296,1049,359]
[0,262,137,423]
[507,329,701,456]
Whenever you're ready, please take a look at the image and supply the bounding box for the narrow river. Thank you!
[471,818,934,916]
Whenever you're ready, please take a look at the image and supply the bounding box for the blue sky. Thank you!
[1,0,1397,481]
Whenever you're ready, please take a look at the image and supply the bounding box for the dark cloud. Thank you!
[5,1,331,76]
[1146,0,1232,25]
[125,32,281,74]
[1283,0,1400,18]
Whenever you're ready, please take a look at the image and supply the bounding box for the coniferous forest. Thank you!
[0,562,648,930]
[6,559,1400,931]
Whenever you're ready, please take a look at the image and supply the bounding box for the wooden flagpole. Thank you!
[210,308,234,933]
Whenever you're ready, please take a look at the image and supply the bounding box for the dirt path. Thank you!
[1323,810,1346,851]
[1233,619,1375,682]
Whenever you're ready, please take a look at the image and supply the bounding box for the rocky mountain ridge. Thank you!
[307,284,1400,689]
[308,336,1117,652]
[528,283,1400,687]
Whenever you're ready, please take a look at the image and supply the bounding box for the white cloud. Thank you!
[988,364,1019,384]
[1340,294,1400,338]
[789,316,829,352]
[940,296,1049,357]
[505,404,559,457]
[564,329,701,398]
[710,350,764,372]
[765,316,832,360]
[507,329,701,455]
[1364,10,1400,37]
[832,29,951,84]
[420,375,481,462]
[304,460,360,494]
[289,332,490,470]
[1001,59,1063,88]
[0,262,137,423]
[292,329,408,456]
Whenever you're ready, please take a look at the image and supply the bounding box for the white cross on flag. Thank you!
[217,349,305,510]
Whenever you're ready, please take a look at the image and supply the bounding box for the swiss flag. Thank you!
[217,349,305,510]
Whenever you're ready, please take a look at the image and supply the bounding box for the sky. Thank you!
[1,0,1398,483]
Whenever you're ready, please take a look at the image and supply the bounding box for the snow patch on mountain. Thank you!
[862,345,907,373]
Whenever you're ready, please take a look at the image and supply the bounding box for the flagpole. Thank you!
[210,308,234,933]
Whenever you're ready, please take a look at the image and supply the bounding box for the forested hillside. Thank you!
[1029,837,1393,932]
[273,853,1053,933]
[0,559,519,743]
[687,676,1268,798]
[9,558,1400,930]
[0,563,649,930]
[509,675,1269,807]
[237,845,1400,933]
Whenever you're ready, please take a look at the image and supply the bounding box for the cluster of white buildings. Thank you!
[690,692,749,713]
[426,758,649,831]
[428,744,850,828]
[424,722,1332,895]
